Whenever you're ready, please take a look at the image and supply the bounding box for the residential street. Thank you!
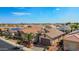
[0,37,44,51]
[0,37,32,51]
[0,38,22,51]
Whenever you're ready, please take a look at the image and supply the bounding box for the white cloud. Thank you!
[12,12,31,16]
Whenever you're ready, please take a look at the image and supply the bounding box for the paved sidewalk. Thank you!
[31,46,44,51]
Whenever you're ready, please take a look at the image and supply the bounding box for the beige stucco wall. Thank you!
[64,40,79,51]
[50,36,63,46]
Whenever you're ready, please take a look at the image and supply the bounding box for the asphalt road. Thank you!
[0,38,23,51]
[0,37,43,51]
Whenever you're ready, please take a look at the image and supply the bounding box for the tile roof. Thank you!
[40,28,64,40]
[21,25,43,33]
[8,25,64,40]
[64,33,79,42]
[45,28,64,39]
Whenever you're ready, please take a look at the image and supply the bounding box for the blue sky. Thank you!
[0,7,79,23]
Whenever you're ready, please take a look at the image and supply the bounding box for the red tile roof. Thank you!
[21,25,43,33]
[45,28,64,39]
[64,33,79,42]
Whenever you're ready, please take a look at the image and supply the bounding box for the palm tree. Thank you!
[27,33,33,41]
[26,33,34,48]
[20,33,34,48]
[15,31,34,48]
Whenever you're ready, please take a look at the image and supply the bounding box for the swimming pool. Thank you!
[10,28,23,31]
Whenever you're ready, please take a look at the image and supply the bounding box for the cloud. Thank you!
[12,12,31,16]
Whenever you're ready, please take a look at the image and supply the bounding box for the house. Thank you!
[44,24,57,29]
[0,28,7,31]
[21,25,44,34]
[57,24,71,33]
[38,28,65,51]
[64,30,79,51]
[16,25,44,42]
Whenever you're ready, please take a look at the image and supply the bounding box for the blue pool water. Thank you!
[10,28,23,31]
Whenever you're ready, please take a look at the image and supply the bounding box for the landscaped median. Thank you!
[0,37,33,51]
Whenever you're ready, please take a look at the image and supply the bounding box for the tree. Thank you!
[21,33,34,41]
[66,22,71,25]
[58,40,64,51]
[34,32,41,44]
[3,29,11,39]
[70,23,79,31]
[20,33,34,48]
[0,29,3,36]
[27,33,33,41]
[25,33,34,48]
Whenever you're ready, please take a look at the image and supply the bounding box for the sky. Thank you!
[0,7,79,23]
